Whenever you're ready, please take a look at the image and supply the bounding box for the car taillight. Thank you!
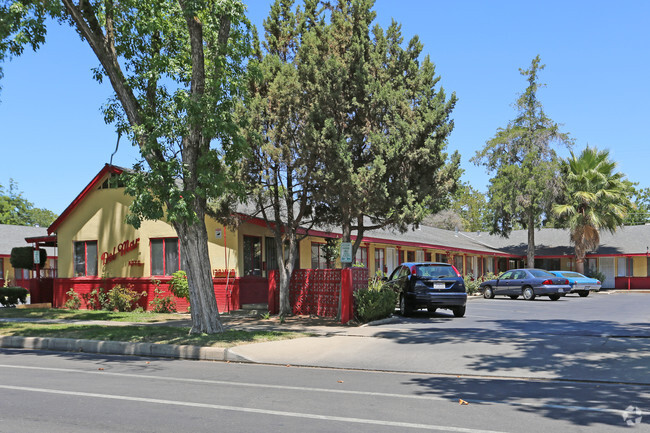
[451,265,461,277]
[564,279,569,284]
[597,281,601,285]
[411,267,418,276]
[542,279,553,285]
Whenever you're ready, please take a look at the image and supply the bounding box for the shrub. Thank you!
[81,288,110,310]
[149,288,177,313]
[168,270,190,305]
[10,247,47,269]
[64,289,82,310]
[585,269,606,285]
[106,285,146,312]
[0,286,29,307]
[354,275,397,323]
[464,272,496,295]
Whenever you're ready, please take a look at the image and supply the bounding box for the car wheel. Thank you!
[427,307,437,314]
[549,294,561,301]
[523,286,536,301]
[509,295,519,300]
[452,306,466,317]
[483,286,495,299]
[579,291,589,297]
[399,294,413,317]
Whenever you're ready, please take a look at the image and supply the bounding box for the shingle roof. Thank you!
[0,224,56,256]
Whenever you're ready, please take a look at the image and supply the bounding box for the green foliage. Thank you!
[64,289,82,310]
[148,288,177,313]
[472,55,572,265]
[10,247,46,269]
[464,273,496,295]
[553,147,633,270]
[0,286,29,306]
[0,179,58,227]
[168,271,190,305]
[81,288,110,311]
[106,285,147,312]
[322,238,340,268]
[354,284,398,323]
[623,185,650,225]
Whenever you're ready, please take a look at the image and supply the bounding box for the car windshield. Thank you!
[529,269,555,278]
[559,272,585,278]
[415,265,456,278]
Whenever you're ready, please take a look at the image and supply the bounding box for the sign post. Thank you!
[340,242,352,264]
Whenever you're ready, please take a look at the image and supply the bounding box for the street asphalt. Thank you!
[1,291,649,386]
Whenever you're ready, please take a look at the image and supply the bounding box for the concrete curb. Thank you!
[0,336,252,362]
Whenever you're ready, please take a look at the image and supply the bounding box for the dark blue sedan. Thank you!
[480,268,571,301]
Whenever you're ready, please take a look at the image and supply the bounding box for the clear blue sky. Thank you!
[1,0,648,216]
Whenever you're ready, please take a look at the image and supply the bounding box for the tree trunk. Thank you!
[527,211,535,268]
[575,257,585,275]
[175,219,223,334]
[277,234,297,317]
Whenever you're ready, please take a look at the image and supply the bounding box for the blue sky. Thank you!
[0,0,648,216]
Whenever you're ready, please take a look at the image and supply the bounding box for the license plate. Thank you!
[584,286,590,290]
[434,283,445,289]
[558,288,564,293]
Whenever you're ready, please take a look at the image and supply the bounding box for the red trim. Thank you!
[48,165,124,235]
[24,235,58,245]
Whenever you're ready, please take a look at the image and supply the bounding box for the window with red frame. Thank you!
[355,247,368,267]
[311,243,327,269]
[151,238,180,276]
[454,255,464,275]
[374,248,385,274]
[74,240,98,276]
[406,250,415,262]
[243,236,262,276]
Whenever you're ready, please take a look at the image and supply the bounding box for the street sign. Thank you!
[33,249,40,265]
[340,242,352,263]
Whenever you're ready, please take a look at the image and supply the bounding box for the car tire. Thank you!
[427,307,437,314]
[452,306,466,318]
[549,294,561,301]
[400,294,413,317]
[523,286,536,301]
[509,295,519,300]
[579,291,589,297]
[483,286,495,299]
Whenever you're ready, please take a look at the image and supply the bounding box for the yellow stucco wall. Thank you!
[55,179,238,279]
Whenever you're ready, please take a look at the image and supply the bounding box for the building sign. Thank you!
[101,238,140,265]
[340,242,353,263]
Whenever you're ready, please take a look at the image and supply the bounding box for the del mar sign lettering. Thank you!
[101,238,140,265]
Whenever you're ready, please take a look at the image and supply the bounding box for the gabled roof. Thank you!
[0,224,56,256]
[48,164,125,235]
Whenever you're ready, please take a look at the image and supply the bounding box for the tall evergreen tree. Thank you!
[311,0,460,261]
[1,0,252,334]
[472,55,572,268]
[553,147,633,274]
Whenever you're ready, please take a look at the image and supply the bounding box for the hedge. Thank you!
[10,247,47,269]
[0,286,29,306]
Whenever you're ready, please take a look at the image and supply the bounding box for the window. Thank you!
[243,236,262,276]
[311,243,327,269]
[375,248,385,275]
[355,247,368,267]
[0,258,3,279]
[406,251,415,262]
[627,257,634,277]
[74,240,98,276]
[454,255,464,275]
[435,253,447,263]
[617,257,627,277]
[151,238,180,276]
[486,257,494,274]
[416,250,425,262]
[424,252,432,262]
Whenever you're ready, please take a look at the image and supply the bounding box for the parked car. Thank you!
[549,271,601,297]
[383,262,467,317]
[480,268,571,301]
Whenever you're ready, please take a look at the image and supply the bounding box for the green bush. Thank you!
[464,272,496,295]
[106,285,146,312]
[585,269,606,285]
[0,286,29,306]
[10,247,47,269]
[81,288,110,310]
[64,289,82,310]
[149,288,177,313]
[168,270,190,305]
[353,277,397,323]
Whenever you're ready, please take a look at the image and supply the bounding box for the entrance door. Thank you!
[599,258,616,289]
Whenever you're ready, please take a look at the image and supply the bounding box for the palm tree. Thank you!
[553,147,634,274]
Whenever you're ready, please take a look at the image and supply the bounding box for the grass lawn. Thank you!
[0,308,309,348]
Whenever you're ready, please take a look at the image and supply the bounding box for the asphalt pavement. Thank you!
[1,291,649,386]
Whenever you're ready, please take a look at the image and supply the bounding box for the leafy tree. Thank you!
[0,179,58,227]
[238,0,323,316]
[310,0,460,261]
[422,209,463,231]
[553,147,634,274]
[472,55,572,268]
[624,185,650,225]
[1,0,252,334]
